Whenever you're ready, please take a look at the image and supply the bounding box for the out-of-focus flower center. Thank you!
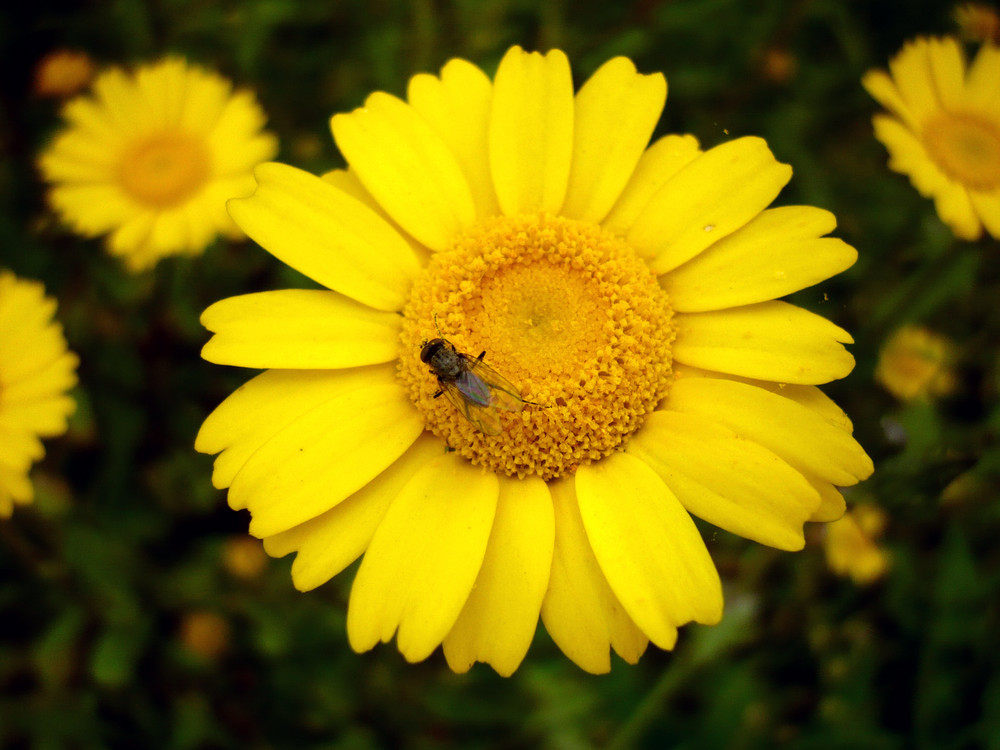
[118,131,210,208]
[923,111,1000,191]
[398,214,675,480]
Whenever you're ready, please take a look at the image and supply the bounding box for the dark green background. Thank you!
[2,1,999,748]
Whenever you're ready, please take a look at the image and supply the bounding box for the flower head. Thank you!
[196,47,873,675]
[221,535,269,580]
[875,325,957,401]
[863,37,1000,240]
[0,272,78,518]
[955,3,1000,44]
[824,505,890,585]
[178,610,230,661]
[33,50,95,98]
[39,57,279,271]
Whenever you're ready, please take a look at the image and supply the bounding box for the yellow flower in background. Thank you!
[33,50,95,98]
[178,610,230,661]
[824,505,890,585]
[875,325,957,401]
[39,58,278,272]
[196,46,873,675]
[863,37,1000,240]
[221,535,268,580]
[955,3,1000,44]
[0,272,78,518]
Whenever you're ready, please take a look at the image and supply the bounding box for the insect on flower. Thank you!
[420,336,530,436]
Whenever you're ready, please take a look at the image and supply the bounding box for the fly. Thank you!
[420,336,529,436]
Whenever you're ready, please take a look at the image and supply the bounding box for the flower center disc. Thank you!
[398,214,675,480]
[118,131,210,208]
[923,111,1000,191]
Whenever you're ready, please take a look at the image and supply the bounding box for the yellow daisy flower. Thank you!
[38,57,279,272]
[954,3,1000,44]
[875,325,957,401]
[196,47,873,675]
[33,49,95,98]
[863,36,1000,240]
[824,505,890,585]
[0,272,78,518]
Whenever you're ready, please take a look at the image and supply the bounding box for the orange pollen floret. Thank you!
[397,213,675,481]
[117,130,211,208]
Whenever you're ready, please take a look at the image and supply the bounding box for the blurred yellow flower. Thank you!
[33,50,95,98]
[221,535,268,580]
[178,610,230,660]
[824,505,890,585]
[875,325,956,401]
[863,37,1000,240]
[955,3,1000,44]
[0,272,78,518]
[39,58,278,272]
[197,46,872,675]
[760,47,797,84]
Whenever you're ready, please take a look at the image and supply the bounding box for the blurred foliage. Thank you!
[2,0,1000,748]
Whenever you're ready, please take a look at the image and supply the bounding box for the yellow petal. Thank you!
[889,39,938,126]
[227,162,421,311]
[196,366,397,494]
[408,58,499,219]
[227,382,424,537]
[872,114,946,197]
[45,184,138,236]
[38,129,118,180]
[0,430,44,470]
[969,189,1000,239]
[927,37,966,109]
[145,207,190,255]
[627,410,820,550]
[861,69,918,131]
[106,213,156,267]
[628,137,793,274]
[967,44,1000,109]
[0,350,77,404]
[806,474,846,522]
[774,384,853,431]
[541,478,648,674]
[662,206,855,312]
[673,364,856,434]
[666,376,874,487]
[576,452,723,651]
[0,462,33,506]
[0,336,68,387]
[673,300,855,384]
[443,475,554,677]
[602,134,701,236]
[489,46,574,216]
[201,176,254,233]
[200,290,401,369]
[561,57,666,223]
[207,90,279,174]
[331,91,476,251]
[322,168,432,266]
[933,181,982,240]
[263,434,446,591]
[135,57,186,126]
[59,94,123,143]
[175,64,232,135]
[91,67,145,129]
[346,452,499,662]
[0,398,75,438]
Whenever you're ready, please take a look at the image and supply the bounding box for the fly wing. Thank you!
[465,357,525,413]
[439,381,503,436]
